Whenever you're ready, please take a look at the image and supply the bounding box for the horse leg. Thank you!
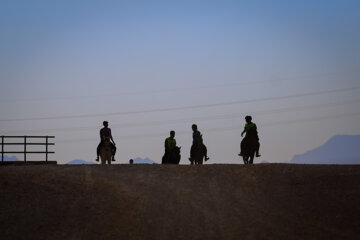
[243,156,248,164]
[249,151,255,164]
[198,156,203,165]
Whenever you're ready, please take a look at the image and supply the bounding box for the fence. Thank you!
[1,136,55,163]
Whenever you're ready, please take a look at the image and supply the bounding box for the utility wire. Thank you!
[0,80,269,104]
[55,110,360,143]
[0,71,350,104]
[2,98,360,134]
[1,86,359,122]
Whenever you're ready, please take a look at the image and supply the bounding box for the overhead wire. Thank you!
[55,110,360,143]
[0,80,269,104]
[0,70,351,104]
[1,86,359,122]
[1,97,360,135]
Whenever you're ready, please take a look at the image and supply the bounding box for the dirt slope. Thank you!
[0,164,359,240]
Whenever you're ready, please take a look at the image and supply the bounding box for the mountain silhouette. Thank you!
[66,159,95,165]
[2,155,19,161]
[291,135,360,164]
[133,157,157,164]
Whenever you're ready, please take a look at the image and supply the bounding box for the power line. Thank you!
[0,71,351,104]
[2,98,360,134]
[1,86,359,122]
[55,110,360,143]
[0,80,269,104]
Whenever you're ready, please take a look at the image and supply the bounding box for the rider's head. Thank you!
[170,130,175,138]
[245,116,252,123]
[192,124,198,131]
[103,121,109,127]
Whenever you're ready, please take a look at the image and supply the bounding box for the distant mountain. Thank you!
[132,157,157,164]
[291,135,360,164]
[3,155,19,161]
[67,160,95,165]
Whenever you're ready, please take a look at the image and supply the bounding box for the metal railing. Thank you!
[1,136,55,163]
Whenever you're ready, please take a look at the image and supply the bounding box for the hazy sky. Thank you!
[1,0,360,164]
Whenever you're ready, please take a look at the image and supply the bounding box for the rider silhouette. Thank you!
[165,130,177,153]
[96,121,116,162]
[189,124,209,162]
[162,130,177,164]
[239,116,261,157]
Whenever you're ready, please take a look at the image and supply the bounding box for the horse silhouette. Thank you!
[241,134,258,164]
[162,146,181,164]
[190,145,206,165]
[100,138,113,165]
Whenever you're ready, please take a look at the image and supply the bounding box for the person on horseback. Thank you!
[165,130,177,153]
[162,130,181,164]
[239,116,261,157]
[189,124,209,163]
[96,121,116,162]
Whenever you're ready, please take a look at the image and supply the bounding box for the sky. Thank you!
[1,0,360,164]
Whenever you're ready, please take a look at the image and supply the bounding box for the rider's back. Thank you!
[193,130,203,145]
[245,123,259,140]
[165,137,176,151]
[100,127,111,140]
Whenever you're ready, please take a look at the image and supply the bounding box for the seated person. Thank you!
[96,121,116,161]
[190,124,209,162]
[239,116,261,157]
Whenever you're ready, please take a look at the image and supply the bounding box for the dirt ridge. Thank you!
[0,164,359,240]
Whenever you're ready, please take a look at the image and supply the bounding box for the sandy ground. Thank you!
[0,164,359,240]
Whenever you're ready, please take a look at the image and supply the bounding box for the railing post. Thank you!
[46,136,48,162]
[1,136,4,162]
[24,136,27,163]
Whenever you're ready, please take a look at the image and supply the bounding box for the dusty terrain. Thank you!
[0,164,359,240]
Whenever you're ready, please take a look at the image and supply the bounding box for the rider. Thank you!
[239,116,261,157]
[165,130,177,153]
[162,130,176,164]
[163,130,177,163]
[96,121,116,162]
[189,124,209,162]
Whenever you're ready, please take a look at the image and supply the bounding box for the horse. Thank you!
[241,135,258,165]
[162,146,181,164]
[190,144,206,165]
[100,138,113,165]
